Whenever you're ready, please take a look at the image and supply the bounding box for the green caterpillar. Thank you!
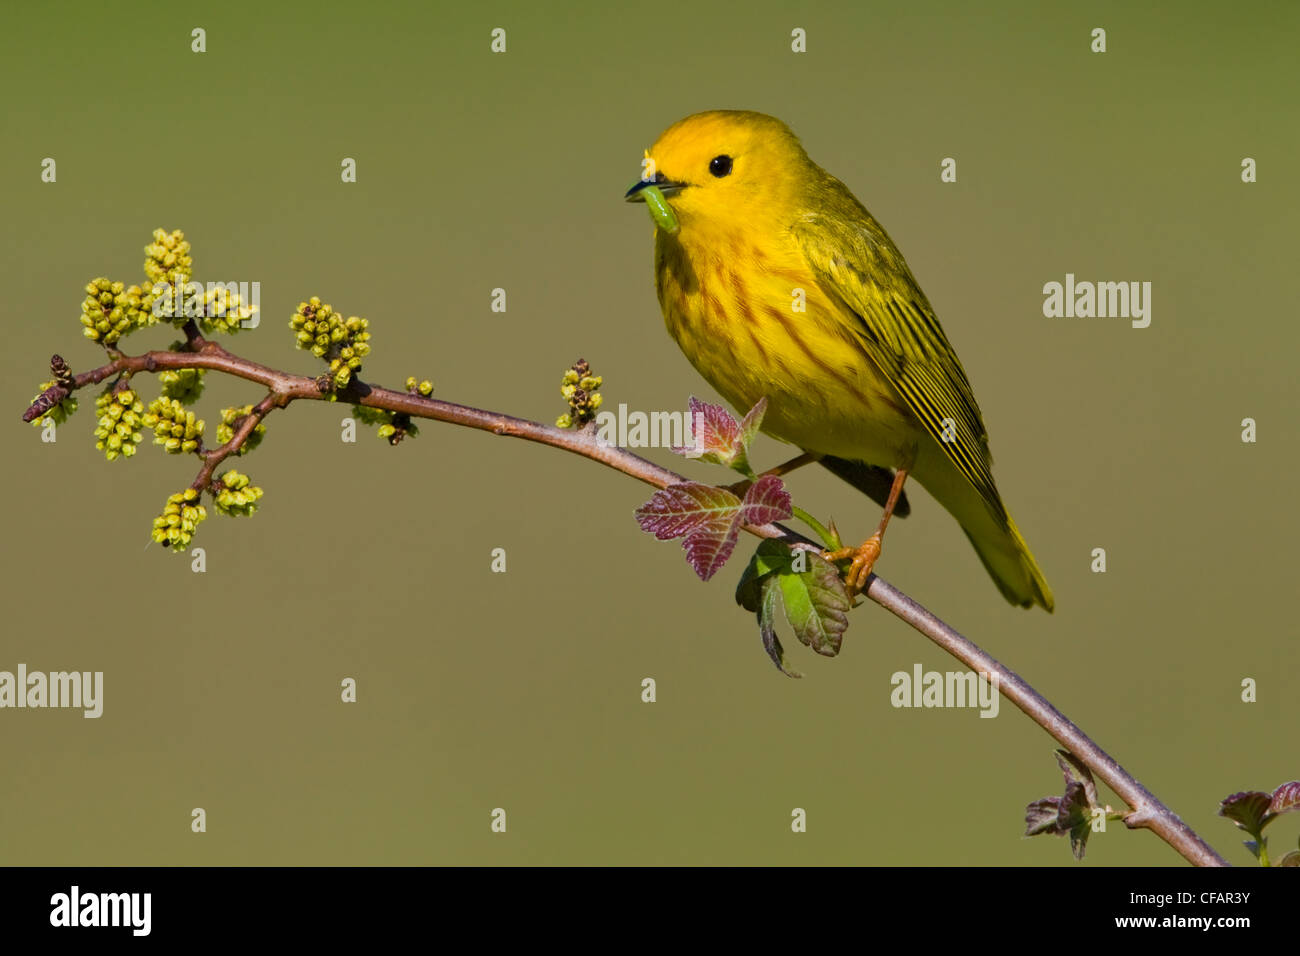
[640,184,679,236]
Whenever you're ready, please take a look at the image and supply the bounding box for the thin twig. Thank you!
[863,578,1228,866]
[192,393,277,491]
[22,345,1229,866]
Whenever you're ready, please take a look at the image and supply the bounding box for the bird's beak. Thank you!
[625,173,684,202]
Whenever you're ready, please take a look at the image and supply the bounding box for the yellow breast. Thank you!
[653,228,916,467]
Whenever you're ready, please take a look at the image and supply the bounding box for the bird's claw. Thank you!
[822,533,882,596]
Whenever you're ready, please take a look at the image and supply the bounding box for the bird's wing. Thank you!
[792,209,1006,524]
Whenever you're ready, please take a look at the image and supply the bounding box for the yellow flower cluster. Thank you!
[143,396,204,454]
[152,488,206,549]
[214,470,263,517]
[290,297,371,390]
[92,388,144,461]
[79,278,158,345]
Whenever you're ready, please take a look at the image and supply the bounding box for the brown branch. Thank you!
[21,343,1229,867]
[192,392,277,491]
[865,579,1228,866]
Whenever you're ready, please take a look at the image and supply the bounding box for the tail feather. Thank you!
[826,445,1053,611]
[963,517,1054,612]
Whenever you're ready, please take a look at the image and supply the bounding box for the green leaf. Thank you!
[737,542,802,676]
[735,539,796,611]
[751,538,794,577]
[735,553,762,613]
[758,576,802,678]
[777,551,850,657]
[737,539,850,675]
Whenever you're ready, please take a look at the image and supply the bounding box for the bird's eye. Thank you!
[709,155,733,178]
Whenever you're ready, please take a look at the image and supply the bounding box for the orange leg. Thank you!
[823,467,909,595]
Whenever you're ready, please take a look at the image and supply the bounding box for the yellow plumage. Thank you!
[628,110,1053,611]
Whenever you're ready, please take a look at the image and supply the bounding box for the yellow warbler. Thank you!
[626,110,1053,611]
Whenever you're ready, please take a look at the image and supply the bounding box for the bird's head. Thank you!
[625,110,811,233]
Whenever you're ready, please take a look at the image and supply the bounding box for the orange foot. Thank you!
[822,533,882,595]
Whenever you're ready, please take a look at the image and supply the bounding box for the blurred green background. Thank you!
[1,0,1296,865]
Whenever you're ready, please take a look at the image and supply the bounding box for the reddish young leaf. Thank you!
[636,474,792,582]
[1024,797,1063,837]
[634,482,741,540]
[1269,781,1300,817]
[1218,791,1273,838]
[679,477,791,580]
[673,396,741,464]
[682,518,745,582]
[737,474,792,527]
[737,397,767,452]
[1025,751,1101,860]
[1055,750,1099,810]
[672,396,767,476]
